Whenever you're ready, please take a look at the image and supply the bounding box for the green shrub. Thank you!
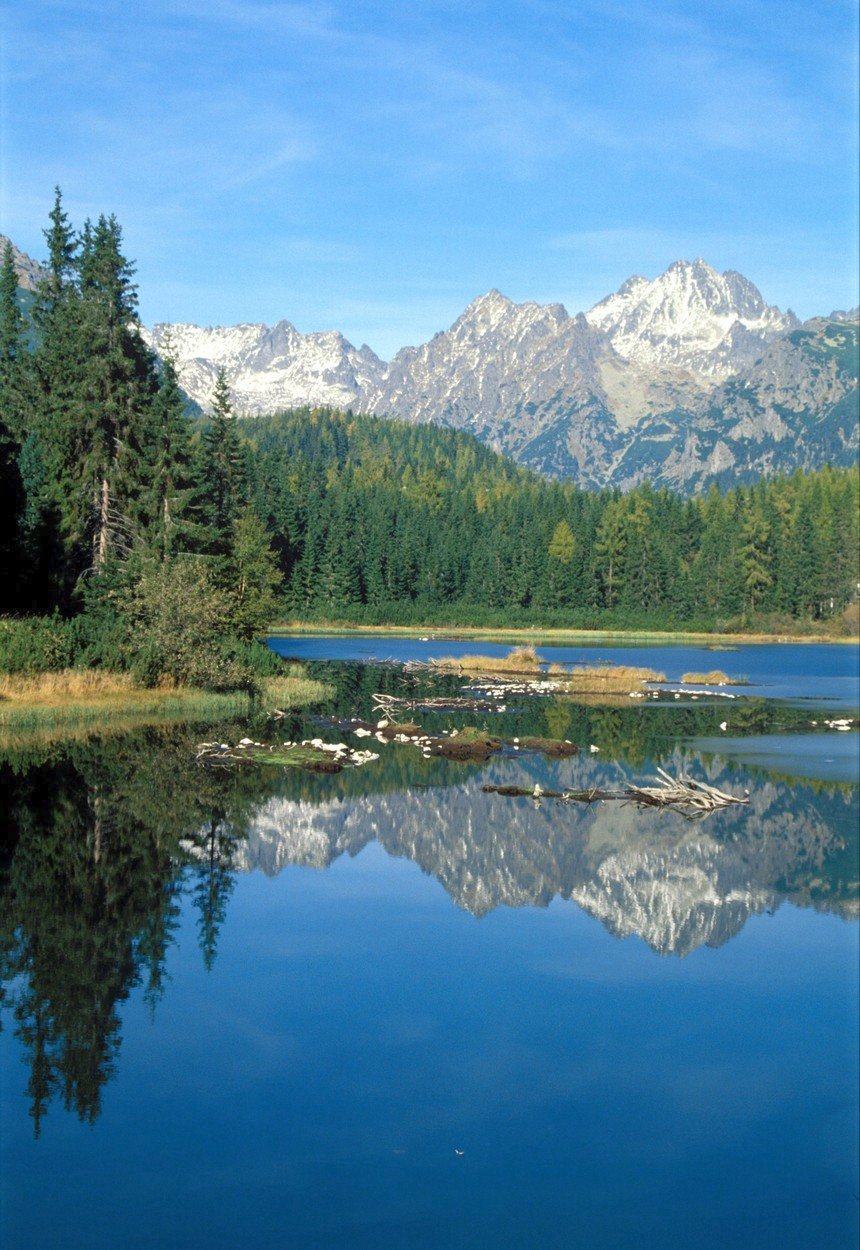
[123,556,283,691]
[0,616,77,674]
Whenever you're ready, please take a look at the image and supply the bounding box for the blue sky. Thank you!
[2,0,858,357]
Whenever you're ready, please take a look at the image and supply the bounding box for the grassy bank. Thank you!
[0,667,333,734]
[269,620,859,646]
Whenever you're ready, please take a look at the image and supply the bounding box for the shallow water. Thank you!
[1,640,858,1249]
[271,636,860,706]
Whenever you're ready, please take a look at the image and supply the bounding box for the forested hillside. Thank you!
[0,193,858,679]
[244,410,859,629]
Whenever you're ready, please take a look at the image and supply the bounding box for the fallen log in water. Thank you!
[483,767,748,818]
[371,691,501,715]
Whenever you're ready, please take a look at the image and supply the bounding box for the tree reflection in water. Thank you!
[0,693,856,1135]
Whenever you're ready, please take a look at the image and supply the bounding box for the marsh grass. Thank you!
[562,665,666,692]
[0,668,333,733]
[431,650,665,691]
[439,646,544,673]
[680,670,747,686]
[263,672,335,709]
[434,646,545,674]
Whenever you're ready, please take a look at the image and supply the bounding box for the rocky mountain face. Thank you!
[6,230,857,489]
[147,258,858,491]
[585,259,799,379]
[0,234,43,291]
[210,752,855,957]
[146,320,383,414]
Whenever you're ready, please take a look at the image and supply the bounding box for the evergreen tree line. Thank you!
[1,192,858,669]
[243,410,859,629]
[0,191,282,684]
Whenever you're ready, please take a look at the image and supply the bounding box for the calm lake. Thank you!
[2,638,858,1249]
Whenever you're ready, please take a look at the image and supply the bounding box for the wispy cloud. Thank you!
[4,0,856,342]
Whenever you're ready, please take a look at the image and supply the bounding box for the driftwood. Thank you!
[483,767,748,819]
[372,691,499,715]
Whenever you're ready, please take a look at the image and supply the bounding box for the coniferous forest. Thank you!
[0,192,858,686]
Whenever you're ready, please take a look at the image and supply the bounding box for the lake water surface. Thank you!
[1,639,858,1249]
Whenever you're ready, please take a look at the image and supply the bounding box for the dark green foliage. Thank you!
[241,409,860,629]
[0,242,26,589]
[198,368,248,556]
[1,194,280,688]
[2,192,857,666]
[0,615,78,674]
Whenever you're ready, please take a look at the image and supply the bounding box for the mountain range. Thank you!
[146,258,858,491]
[7,234,858,491]
[205,752,856,957]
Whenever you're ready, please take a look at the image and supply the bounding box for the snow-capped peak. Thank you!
[144,319,385,414]
[586,258,799,378]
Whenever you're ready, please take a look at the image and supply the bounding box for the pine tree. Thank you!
[142,352,203,559]
[739,506,772,616]
[540,518,576,610]
[0,241,25,589]
[595,498,627,609]
[76,213,158,572]
[0,240,24,398]
[230,506,284,638]
[28,189,85,601]
[199,368,247,559]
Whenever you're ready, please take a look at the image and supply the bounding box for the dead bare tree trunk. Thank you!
[95,477,110,570]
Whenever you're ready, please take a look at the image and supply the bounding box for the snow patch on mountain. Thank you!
[145,319,385,413]
[585,258,799,378]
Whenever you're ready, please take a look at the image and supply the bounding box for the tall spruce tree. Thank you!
[0,241,26,590]
[142,352,203,560]
[199,368,247,559]
[76,213,157,573]
[29,189,85,602]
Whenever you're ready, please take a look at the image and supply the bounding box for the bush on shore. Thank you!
[1,559,284,692]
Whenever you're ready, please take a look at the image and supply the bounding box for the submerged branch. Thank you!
[483,767,749,819]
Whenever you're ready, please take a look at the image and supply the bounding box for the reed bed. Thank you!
[426,649,665,691]
[680,670,747,686]
[0,668,333,732]
[433,646,544,673]
[562,665,666,692]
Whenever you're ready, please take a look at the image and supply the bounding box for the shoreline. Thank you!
[0,669,333,737]
[268,621,859,646]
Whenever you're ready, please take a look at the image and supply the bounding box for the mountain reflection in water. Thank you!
[1,707,856,1136]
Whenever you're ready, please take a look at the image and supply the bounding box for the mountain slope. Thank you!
[144,319,385,413]
[147,260,857,490]
[585,258,799,379]
[7,231,858,491]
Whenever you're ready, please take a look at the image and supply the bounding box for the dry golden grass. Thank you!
[0,668,333,734]
[0,669,142,703]
[434,646,545,674]
[563,665,666,692]
[429,651,665,692]
[681,670,746,686]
